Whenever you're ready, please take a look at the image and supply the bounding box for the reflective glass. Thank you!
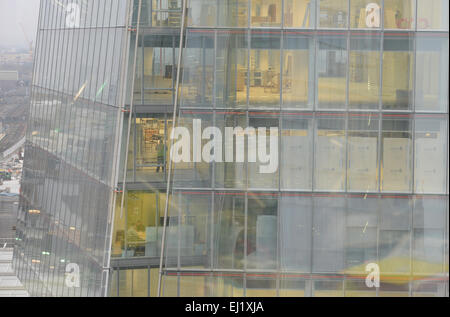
[318,0,348,28]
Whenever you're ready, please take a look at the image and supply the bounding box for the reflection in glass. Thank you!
[247,196,278,270]
[349,34,381,109]
[314,115,346,191]
[347,114,379,192]
[214,194,245,270]
[313,197,345,272]
[414,117,448,194]
[249,31,281,108]
[284,0,314,28]
[318,0,348,28]
[384,0,415,30]
[283,34,314,109]
[180,31,214,107]
[214,113,247,189]
[280,195,312,272]
[248,115,279,189]
[382,34,414,110]
[218,0,249,27]
[417,0,449,30]
[415,35,449,112]
[187,0,216,27]
[251,0,282,27]
[216,31,248,109]
[281,114,313,190]
[350,0,382,28]
[413,198,446,276]
[381,116,412,192]
[317,34,347,109]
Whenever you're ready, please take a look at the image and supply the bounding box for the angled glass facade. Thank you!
[15,0,448,297]
[13,0,134,296]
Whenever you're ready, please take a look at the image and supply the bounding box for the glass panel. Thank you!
[172,112,213,188]
[345,279,377,296]
[137,34,178,105]
[151,0,182,27]
[414,116,448,194]
[215,30,248,109]
[378,282,410,296]
[281,114,313,190]
[283,33,314,109]
[217,0,249,27]
[133,114,168,182]
[379,197,411,274]
[211,274,244,297]
[284,0,314,28]
[249,31,281,108]
[180,31,214,108]
[316,34,348,109]
[247,195,278,270]
[176,193,211,268]
[413,197,446,275]
[347,114,379,192]
[188,0,216,27]
[382,34,414,110]
[313,197,346,272]
[415,35,449,112]
[132,269,149,297]
[313,280,344,296]
[381,116,413,192]
[346,196,378,270]
[350,0,382,29]
[318,0,348,28]
[248,114,280,189]
[246,276,277,296]
[279,278,307,297]
[349,33,381,110]
[122,191,165,258]
[384,0,415,30]
[314,114,346,191]
[214,112,247,189]
[179,274,211,296]
[251,0,282,27]
[280,195,312,272]
[417,0,449,30]
[214,193,245,270]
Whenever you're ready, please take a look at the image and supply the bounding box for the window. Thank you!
[350,0,382,29]
[281,114,313,190]
[349,33,381,109]
[417,0,449,30]
[251,0,282,27]
[347,114,379,192]
[283,34,314,109]
[316,34,348,109]
[384,0,415,30]
[249,31,281,108]
[382,34,414,110]
[319,0,348,28]
[314,114,346,191]
[381,116,413,193]
[284,0,314,28]
[415,35,449,112]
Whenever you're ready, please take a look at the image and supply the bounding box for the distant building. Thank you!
[0,71,18,90]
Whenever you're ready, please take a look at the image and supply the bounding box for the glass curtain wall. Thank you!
[14,0,133,297]
[112,0,448,298]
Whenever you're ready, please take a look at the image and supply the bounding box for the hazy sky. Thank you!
[0,0,40,49]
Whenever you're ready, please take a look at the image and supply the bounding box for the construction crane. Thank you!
[19,22,33,55]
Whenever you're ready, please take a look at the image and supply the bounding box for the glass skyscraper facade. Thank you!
[14,0,448,297]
